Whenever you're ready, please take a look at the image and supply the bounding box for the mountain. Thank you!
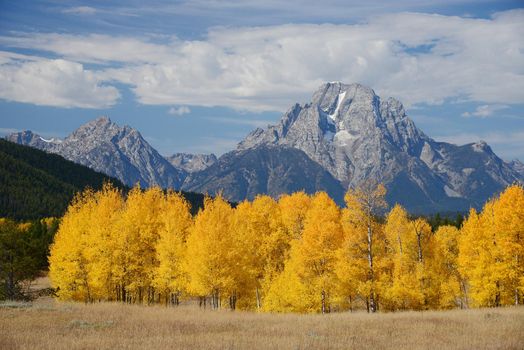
[182,145,345,204]
[509,159,524,179]
[0,138,126,220]
[6,130,63,151]
[7,117,182,189]
[7,83,522,213]
[235,82,522,212]
[167,153,217,173]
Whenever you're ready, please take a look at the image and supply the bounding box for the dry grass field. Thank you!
[1,279,523,350]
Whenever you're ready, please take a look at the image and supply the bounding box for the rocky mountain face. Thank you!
[8,117,181,188]
[6,130,62,152]
[167,153,217,173]
[509,159,524,179]
[7,83,522,213]
[237,82,522,212]
[182,146,345,204]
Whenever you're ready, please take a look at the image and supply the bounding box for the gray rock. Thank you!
[182,145,345,204]
[237,82,522,213]
[508,159,524,180]
[167,153,217,173]
[8,117,181,188]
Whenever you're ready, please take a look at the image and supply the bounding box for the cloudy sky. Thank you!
[1,0,523,160]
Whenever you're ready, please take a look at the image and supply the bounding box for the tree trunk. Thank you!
[417,232,423,263]
[321,290,326,314]
[495,281,501,307]
[367,223,377,313]
[256,287,261,310]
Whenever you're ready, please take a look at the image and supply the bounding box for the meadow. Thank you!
[1,279,523,350]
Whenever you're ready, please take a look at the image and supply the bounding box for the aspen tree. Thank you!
[263,242,317,313]
[382,205,424,310]
[185,195,234,309]
[432,225,463,308]
[460,185,524,307]
[458,204,504,307]
[342,182,387,312]
[493,184,524,305]
[279,191,311,239]
[83,183,123,301]
[113,186,164,303]
[49,189,95,302]
[153,191,193,305]
[297,192,344,313]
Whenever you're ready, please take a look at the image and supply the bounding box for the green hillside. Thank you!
[0,139,127,220]
[0,139,206,219]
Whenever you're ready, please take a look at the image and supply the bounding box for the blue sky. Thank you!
[1,0,523,159]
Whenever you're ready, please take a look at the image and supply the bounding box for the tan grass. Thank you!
[1,286,523,350]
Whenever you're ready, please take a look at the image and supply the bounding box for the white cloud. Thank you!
[0,58,120,108]
[168,106,191,116]
[0,127,19,135]
[0,10,523,112]
[461,104,509,118]
[62,6,97,15]
[186,136,239,155]
[203,116,272,128]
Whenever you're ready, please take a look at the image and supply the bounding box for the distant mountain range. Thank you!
[8,117,182,189]
[7,82,523,213]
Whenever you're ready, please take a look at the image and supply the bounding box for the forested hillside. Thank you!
[0,140,206,219]
[0,139,127,220]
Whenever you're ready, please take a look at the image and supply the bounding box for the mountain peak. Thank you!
[472,140,492,153]
[9,117,182,189]
[6,129,61,151]
[232,80,522,211]
[312,82,376,112]
[95,115,112,124]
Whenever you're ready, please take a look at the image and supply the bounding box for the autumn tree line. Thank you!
[48,183,524,313]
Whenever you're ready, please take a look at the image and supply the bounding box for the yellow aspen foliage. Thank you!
[82,183,124,301]
[153,191,193,305]
[492,185,524,305]
[49,188,96,302]
[184,195,235,309]
[458,208,486,306]
[382,205,424,310]
[459,185,524,307]
[47,182,522,312]
[230,195,286,310]
[113,186,165,303]
[263,243,318,313]
[228,201,258,309]
[410,217,440,309]
[278,191,311,239]
[339,182,387,312]
[296,192,344,313]
[432,225,463,309]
